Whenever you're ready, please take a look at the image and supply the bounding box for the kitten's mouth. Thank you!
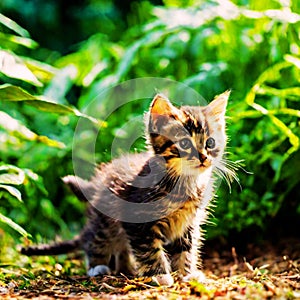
[195,161,211,169]
[197,164,207,169]
[187,160,210,170]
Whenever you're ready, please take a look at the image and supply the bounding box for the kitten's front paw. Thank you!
[183,270,206,283]
[152,273,174,286]
[88,265,111,277]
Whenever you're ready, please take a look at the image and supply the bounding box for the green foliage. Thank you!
[0,164,28,237]
[0,0,299,242]
[0,14,86,239]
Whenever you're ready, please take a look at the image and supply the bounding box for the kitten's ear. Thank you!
[150,94,178,117]
[150,94,183,125]
[149,94,183,132]
[208,90,230,117]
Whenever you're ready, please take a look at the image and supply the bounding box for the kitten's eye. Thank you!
[179,138,193,150]
[206,137,215,149]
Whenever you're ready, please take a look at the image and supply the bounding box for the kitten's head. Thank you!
[147,92,230,177]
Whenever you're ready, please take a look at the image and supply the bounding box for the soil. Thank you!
[0,237,299,299]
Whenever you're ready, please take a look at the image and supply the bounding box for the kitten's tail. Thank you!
[21,237,81,256]
[63,175,95,202]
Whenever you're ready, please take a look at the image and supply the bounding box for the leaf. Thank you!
[115,38,146,80]
[250,102,300,149]
[245,84,260,105]
[43,65,77,104]
[0,165,25,185]
[246,60,297,105]
[257,85,300,102]
[0,13,30,37]
[231,110,263,120]
[256,61,291,85]
[0,83,36,100]
[23,57,57,82]
[0,111,66,148]
[268,114,299,150]
[270,108,300,118]
[0,50,43,86]
[0,184,22,201]
[0,212,30,237]
[0,173,24,185]
[285,54,300,69]
[263,9,300,23]
[153,3,239,29]
[0,84,105,126]
[115,29,167,81]
[0,32,38,49]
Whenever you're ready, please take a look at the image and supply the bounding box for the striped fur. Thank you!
[21,92,233,285]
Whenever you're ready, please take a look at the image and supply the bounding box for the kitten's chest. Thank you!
[154,194,203,243]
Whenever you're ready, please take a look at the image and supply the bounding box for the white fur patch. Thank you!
[183,270,206,283]
[152,273,174,286]
[87,265,111,277]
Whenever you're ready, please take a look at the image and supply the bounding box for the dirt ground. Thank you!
[0,237,299,299]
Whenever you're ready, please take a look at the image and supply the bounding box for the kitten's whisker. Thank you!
[215,158,242,191]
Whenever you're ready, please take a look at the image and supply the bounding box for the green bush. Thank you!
[0,0,299,242]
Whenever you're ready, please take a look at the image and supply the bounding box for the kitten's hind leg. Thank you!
[87,246,135,277]
[82,230,113,276]
[85,250,112,276]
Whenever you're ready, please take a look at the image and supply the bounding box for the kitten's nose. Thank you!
[199,153,207,163]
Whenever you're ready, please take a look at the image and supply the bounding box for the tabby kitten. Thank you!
[21,92,233,286]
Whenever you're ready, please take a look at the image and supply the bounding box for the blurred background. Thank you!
[0,0,299,250]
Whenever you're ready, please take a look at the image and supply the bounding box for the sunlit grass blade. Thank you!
[0,213,31,237]
[0,13,30,37]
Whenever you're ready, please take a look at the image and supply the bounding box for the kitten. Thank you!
[21,92,234,286]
